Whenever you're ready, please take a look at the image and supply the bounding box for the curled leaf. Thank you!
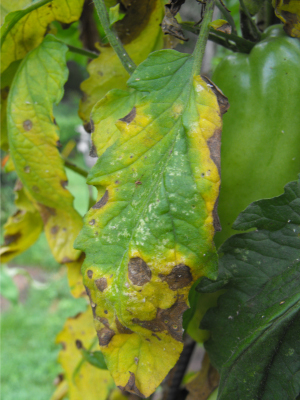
[75,50,228,397]
[161,4,188,41]
[209,19,232,34]
[7,35,82,263]
[272,0,300,37]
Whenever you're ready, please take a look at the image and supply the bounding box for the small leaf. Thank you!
[108,4,125,27]
[81,348,107,370]
[7,35,82,263]
[272,0,300,37]
[55,309,115,400]
[209,19,232,34]
[1,0,84,73]
[0,181,43,263]
[79,0,166,126]
[75,49,228,397]
[198,178,300,400]
[0,265,19,305]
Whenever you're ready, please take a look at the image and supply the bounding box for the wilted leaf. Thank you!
[0,181,43,263]
[75,50,228,397]
[209,19,232,34]
[1,0,84,73]
[7,35,82,263]
[186,353,219,400]
[55,309,115,400]
[161,4,188,42]
[79,0,166,126]
[273,0,300,37]
[198,178,300,400]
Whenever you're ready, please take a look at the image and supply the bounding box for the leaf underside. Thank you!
[199,178,300,400]
[75,49,228,397]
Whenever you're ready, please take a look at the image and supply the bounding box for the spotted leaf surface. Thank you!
[7,35,82,263]
[55,310,115,400]
[1,0,84,73]
[273,0,300,37]
[75,50,228,397]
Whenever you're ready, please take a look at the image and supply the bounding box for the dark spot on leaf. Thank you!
[115,317,133,334]
[75,339,83,349]
[128,257,152,286]
[118,372,145,398]
[89,141,98,158]
[152,333,161,341]
[89,219,95,226]
[207,128,221,174]
[104,310,108,314]
[93,190,108,209]
[53,118,57,125]
[97,327,115,346]
[56,140,62,148]
[51,226,59,234]
[99,317,110,328]
[95,277,107,292]
[115,180,120,184]
[24,166,30,173]
[132,301,188,342]
[61,256,73,263]
[23,120,32,131]
[119,107,136,124]
[159,264,192,291]
[60,180,68,189]
[84,120,94,133]
[1,86,9,100]
[38,204,56,224]
[201,76,229,115]
[146,338,151,342]
[85,286,97,317]
[87,270,93,279]
[212,195,221,232]
[4,233,21,245]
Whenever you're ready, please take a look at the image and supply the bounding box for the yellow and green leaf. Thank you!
[0,0,84,73]
[55,309,115,400]
[272,0,300,37]
[79,0,167,126]
[75,50,228,397]
[0,181,43,263]
[7,35,82,263]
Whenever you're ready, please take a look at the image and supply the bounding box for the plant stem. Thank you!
[239,0,262,40]
[67,44,99,59]
[63,157,88,179]
[192,0,216,76]
[216,0,237,34]
[93,0,136,75]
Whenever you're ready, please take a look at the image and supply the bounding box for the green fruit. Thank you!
[213,25,300,246]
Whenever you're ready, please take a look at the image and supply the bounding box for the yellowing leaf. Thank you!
[7,35,82,263]
[0,0,30,24]
[0,0,84,73]
[55,309,115,400]
[209,19,232,34]
[79,0,165,126]
[75,50,228,397]
[0,181,43,263]
[67,255,86,298]
[272,0,300,37]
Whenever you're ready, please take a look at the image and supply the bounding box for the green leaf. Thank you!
[7,35,82,263]
[198,178,300,400]
[0,181,43,263]
[75,49,228,397]
[0,265,19,305]
[0,0,84,73]
[81,349,107,370]
[108,4,125,27]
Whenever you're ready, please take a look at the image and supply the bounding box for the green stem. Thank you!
[1,0,52,44]
[67,44,99,59]
[63,157,88,179]
[216,0,237,34]
[192,0,216,76]
[239,0,262,40]
[93,0,136,75]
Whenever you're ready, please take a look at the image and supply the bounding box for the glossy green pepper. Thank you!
[212,25,300,246]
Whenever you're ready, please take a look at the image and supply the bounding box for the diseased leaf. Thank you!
[198,178,300,400]
[67,255,86,298]
[273,0,300,37]
[7,35,82,263]
[75,49,228,397]
[209,20,232,34]
[0,181,43,263]
[78,0,166,126]
[1,0,84,73]
[55,309,115,400]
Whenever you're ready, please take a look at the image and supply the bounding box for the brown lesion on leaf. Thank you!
[89,141,98,158]
[37,203,56,224]
[51,225,59,235]
[97,327,115,346]
[115,317,134,334]
[201,76,229,115]
[152,333,161,341]
[119,107,136,124]
[89,219,96,226]
[4,232,21,245]
[128,257,152,286]
[132,301,188,342]
[87,269,93,279]
[85,286,97,317]
[95,277,108,292]
[212,195,221,232]
[161,4,188,41]
[60,180,68,189]
[207,128,221,174]
[84,120,94,133]
[118,372,145,398]
[61,256,73,263]
[23,120,33,131]
[92,190,108,209]
[159,264,192,291]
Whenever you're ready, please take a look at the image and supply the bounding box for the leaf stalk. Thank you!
[92,0,136,75]
[63,157,88,178]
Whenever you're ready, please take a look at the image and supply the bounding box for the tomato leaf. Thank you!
[7,35,82,263]
[198,178,300,400]
[273,0,300,37]
[75,49,228,397]
[1,0,84,73]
